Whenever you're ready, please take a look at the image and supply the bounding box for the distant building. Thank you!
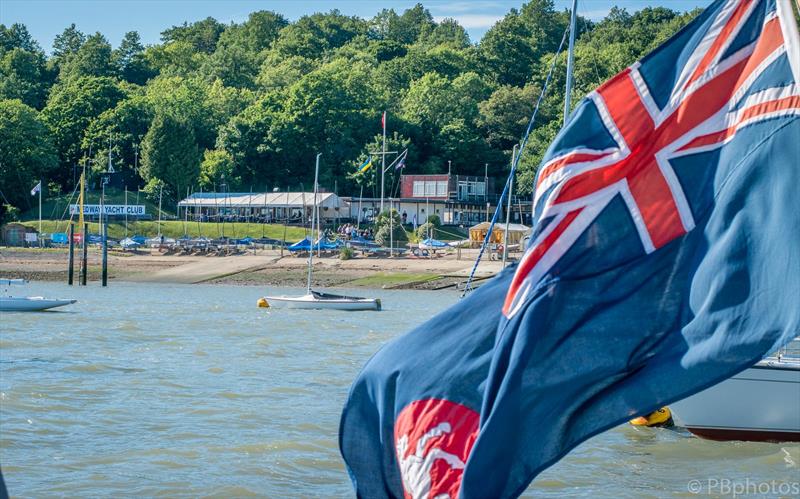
[177,192,349,223]
[1,223,38,247]
[344,174,531,226]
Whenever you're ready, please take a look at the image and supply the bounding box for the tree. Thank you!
[143,40,207,77]
[0,99,58,209]
[59,32,114,79]
[394,4,435,45]
[0,48,51,109]
[82,96,153,188]
[216,91,289,190]
[41,76,127,187]
[479,12,539,87]
[0,23,40,53]
[144,75,246,151]
[161,17,225,54]
[256,55,317,90]
[477,84,539,151]
[199,149,236,189]
[140,113,201,200]
[374,209,407,245]
[113,31,154,84]
[52,24,85,58]
[419,18,470,48]
[272,10,367,60]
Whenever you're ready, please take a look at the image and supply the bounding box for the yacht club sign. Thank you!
[69,204,146,216]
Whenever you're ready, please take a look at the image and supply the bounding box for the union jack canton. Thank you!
[505,0,800,317]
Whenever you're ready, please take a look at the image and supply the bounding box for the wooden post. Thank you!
[101,221,108,287]
[80,223,88,285]
[67,223,75,285]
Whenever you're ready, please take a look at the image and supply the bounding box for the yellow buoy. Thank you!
[629,406,673,427]
[257,297,269,308]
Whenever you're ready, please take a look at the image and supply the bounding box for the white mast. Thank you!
[564,0,578,123]
[380,111,386,214]
[306,153,321,294]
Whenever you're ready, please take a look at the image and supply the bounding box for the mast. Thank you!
[503,144,517,267]
[307,153,321,294]
[564,0,578,123]
[380,111,386,215]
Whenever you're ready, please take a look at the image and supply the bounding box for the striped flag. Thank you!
[357,156,373,173]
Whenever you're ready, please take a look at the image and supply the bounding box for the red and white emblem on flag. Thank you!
[394,399,479,499]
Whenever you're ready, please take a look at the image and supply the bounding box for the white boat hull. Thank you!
[670,360,800,442]
[0,297,77,312]
[262,294,381,311]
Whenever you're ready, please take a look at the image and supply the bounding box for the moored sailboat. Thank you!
[260,154,381,311]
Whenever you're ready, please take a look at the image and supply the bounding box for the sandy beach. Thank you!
[0,246,506,290]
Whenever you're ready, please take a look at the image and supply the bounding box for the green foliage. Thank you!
[1,23,41,53]
[161,17,225,54]
[82,96,153,188]
[1,204,22,225]
[0,99,58,209]
[272,10,367,60]
[1,2,700,203]
[200,149,236,189]
[374,209,407,246]
[339,246,354,260]
[415,222,434,240]
[41,76,127,185]
[59,32,115,80]
[0,48,51,108]
[113,31,154,84]
[20,219,308,241]
[140,113,201,201]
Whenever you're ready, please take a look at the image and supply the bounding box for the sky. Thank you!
[1,0,712,54]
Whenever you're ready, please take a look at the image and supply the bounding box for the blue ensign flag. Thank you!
[340,0,800,497]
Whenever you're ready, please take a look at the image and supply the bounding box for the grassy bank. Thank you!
[19,219,310,241]
[346,272,439,288]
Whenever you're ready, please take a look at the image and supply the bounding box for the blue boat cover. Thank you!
[420,238,448,248]
[50,233,68,244]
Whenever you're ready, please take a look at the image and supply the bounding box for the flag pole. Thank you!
[564,0,578,123]
[503,145,517,267]
[38,178,42,242]
[380,111,386,215]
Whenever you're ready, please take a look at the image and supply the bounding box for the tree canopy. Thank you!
[0,2,701,209]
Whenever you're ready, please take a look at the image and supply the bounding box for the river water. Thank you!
[1,282,797,497]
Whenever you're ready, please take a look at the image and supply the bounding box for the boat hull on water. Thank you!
[671,359,800,442]
[0,297,77,312]
[263,292,381,311]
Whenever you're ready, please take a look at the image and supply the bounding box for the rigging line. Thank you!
[461,24,570,297]
[57,181,81,234]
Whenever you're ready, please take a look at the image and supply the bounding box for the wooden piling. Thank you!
[80,223,88,285]
[101,221,108,287]
[67,223,75,285]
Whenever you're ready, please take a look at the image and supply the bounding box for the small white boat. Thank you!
[0,279,76,312]
[260,153,380,312]
[670,340,800,442]
[262,291,381,311]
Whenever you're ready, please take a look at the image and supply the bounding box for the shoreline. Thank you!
[0,246,505,290]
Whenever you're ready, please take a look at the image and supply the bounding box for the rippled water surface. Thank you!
[1,282,797,497]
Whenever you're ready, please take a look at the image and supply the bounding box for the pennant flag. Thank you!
[340,1,800,497]
[30,181,41,196]
[357,156,373,174]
